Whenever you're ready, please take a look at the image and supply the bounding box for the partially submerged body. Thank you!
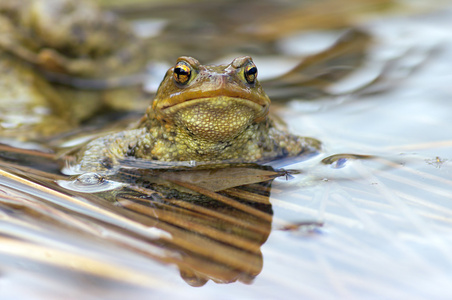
[72,56,320,173]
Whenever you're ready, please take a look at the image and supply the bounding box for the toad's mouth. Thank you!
[154,85,270,115]
[158,97,267,142]
[160,96,264,112]
[156,96,269,124]
[158,94,267,109]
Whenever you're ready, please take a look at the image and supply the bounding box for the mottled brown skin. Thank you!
[73,56,319,173]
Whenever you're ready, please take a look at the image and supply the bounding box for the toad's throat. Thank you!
[165,97,265,142]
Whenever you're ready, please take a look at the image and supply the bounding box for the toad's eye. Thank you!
[244,63,257,84]
[173,62,191,85]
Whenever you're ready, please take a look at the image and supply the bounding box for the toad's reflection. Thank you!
[110,165,278,286]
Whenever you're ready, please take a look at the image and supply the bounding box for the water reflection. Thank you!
[1,160,279,287]
[4,144,392,288]
[109,166,279,286]
[263,29,372,101]
[0,142,291,286]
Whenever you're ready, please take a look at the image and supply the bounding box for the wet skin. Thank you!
[73,56,320,172]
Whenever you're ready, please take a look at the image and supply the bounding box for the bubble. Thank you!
[57,172,125,193]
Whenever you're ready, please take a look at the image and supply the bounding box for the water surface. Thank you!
[1,1,452,299]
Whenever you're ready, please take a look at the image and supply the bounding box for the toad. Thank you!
[72,56,320,172]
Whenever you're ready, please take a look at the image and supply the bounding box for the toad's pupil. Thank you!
[175,67,189,76]
[247,67,257,75]
[174,65,191,84]
[245,66,257,83]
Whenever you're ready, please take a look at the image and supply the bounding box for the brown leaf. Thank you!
[161,167,281,192]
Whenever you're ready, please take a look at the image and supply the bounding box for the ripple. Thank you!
[57,173,125,193]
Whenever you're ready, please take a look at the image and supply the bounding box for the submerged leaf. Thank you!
[161,167,282,192]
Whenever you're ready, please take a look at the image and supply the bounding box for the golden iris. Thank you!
[173,62,191,85]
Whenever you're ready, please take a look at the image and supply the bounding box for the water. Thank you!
[256,8,452,299]
[1,1,452,299]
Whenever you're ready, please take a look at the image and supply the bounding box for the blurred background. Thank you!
[1,0,452,299]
